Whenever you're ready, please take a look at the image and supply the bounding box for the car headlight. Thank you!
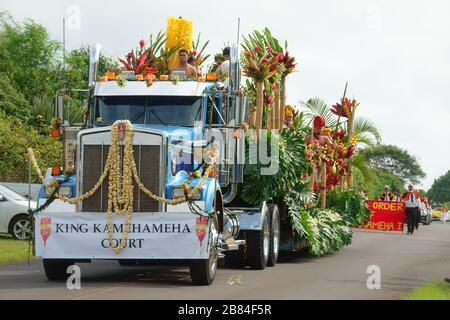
[172,187,201,200]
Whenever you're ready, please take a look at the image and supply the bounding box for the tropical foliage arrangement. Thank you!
[241,28,297,132]
[240,29,376,256]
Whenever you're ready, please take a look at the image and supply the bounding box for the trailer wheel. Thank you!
[267,204,280,267]
[247,210,270,270]
[43,259,74,281]
[190,217,218,285]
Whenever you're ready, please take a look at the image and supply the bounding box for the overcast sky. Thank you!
[2,0,449,190]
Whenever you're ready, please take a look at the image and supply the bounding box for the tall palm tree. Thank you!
[301,98,338,128]
[352,117,381,148]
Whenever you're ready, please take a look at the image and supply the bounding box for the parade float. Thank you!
[27,17,370,285]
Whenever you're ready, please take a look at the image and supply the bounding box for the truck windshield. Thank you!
[95,96,202,127]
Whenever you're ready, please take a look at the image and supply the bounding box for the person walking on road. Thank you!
[379,185,394,201]
[403,184,421,235]
[393,190,403,202]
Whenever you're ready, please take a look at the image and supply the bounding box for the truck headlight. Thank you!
[172,187,201,200]
[58,186,72,197]
[45,185,72,198]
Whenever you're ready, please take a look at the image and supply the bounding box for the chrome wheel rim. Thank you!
[14,219,30,240]
[272,211,280,259]
[263,216,270,262]
[209,220,218,278]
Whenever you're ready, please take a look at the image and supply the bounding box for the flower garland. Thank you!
[27,120,215,254]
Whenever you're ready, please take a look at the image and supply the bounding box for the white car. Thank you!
[0,184,37,240]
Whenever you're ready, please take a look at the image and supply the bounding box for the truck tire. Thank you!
[246,210,270,270]
[43,259,74,281]
[267,204,280,267]
[190,217,218,285]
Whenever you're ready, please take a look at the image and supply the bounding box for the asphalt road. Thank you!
[1,222,449,300]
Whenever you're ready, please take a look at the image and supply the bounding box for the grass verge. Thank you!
[404,283,450,300]
[0,234,33,264]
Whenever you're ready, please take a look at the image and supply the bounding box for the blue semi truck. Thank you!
[34,45,305,285]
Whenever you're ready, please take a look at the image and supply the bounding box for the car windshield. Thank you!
[95,96,202,127]
[0,185,27,201]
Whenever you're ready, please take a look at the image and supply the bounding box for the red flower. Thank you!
[346,145,355,158]
[192,50,197,56]
[266,46,272,52]
[127,52,132,59]
[313,115,326,128]
[139,39,145,47]
[277,52,284,61]
[266,96,273,104]
[254,46,261,53]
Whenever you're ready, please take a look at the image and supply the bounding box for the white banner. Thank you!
[35,212,211,260]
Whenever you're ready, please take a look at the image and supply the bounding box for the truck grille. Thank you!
[81,144,162,212]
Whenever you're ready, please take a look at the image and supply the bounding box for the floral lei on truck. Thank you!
[28,120,215,254]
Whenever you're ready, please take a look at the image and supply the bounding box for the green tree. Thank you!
[428,170,450,205]
[0,73,30,120]
[0,13,60,101]
[58,46,118,124]
[0,117,62,183]
[354,167,404,199]
[65,46,118,91]
[359,145,425,185]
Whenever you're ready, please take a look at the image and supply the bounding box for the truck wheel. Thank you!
[190,217,218,285]
[267,204,280,267]
[246,210,270,270]
[43,259,74,281]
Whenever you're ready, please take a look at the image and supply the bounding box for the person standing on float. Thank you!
[403,184,421,235]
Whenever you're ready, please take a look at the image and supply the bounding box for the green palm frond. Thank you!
[349,153,373,185]
[353,117,381,147]
[300,98,339,129]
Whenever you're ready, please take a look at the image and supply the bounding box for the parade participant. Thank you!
[305,116,336,149]
[171,49,197,78]
[415,193,423,230]
[379,185,394,201]
[403,184,421,235]
[217,47,231,78]
[358,185,366,199]
[441,205,449,224]
[393,190,403,202]
[209,53,224,73]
